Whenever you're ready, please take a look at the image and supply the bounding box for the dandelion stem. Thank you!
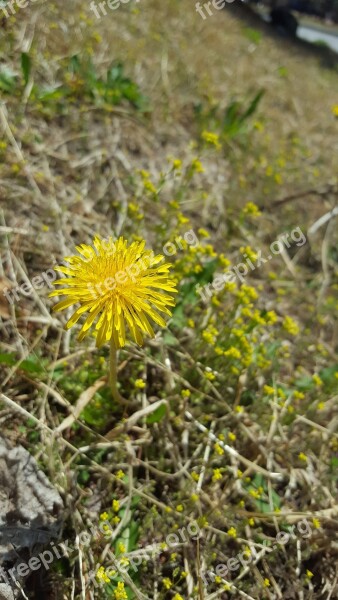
[109,337,124,403]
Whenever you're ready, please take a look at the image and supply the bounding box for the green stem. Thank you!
[109,337,124,403]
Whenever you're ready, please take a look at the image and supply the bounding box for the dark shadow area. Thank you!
[224,1,338,68]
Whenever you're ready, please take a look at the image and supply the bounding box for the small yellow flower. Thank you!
[50,236,177,348]
[312,518,320,528]
[283,316,300,336]
[197,515,209,528]
[118,542,126,554]
[114,581,128,599]
[201,130,221,150]
[173,594,184,600]
[248,518,255,526]
[331,104,338,117]
[227,527,237,538]
[191,158,204,173]
[204,371,216,381]
[306,570,314,579]
[212,468,222,482]
[162,578,172,590]
[298,452,307,462]
[240,245,258,263]
[115,469,125,479]
[294,391,305,400]
[312,374,323,387]
[100,512,109,521]
[214,443,224,456]
[191,471,199,481]
[135,378,146,389]
[112,499,120,512]
[242,201,261,217]
[263,578,270,587]
[181,389,191,398]
[112,516,120,525]
[96,565,110,583]
[143,180,157,194]
[172,158,182,170]
[228,432,236,442]
[190,493,199,502]
[176,504,184,512]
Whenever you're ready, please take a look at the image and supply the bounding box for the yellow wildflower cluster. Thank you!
[96,566,110,583]
[242,201,261,217]
[114,581,128,599]
[283,315,300,336]
[201,130,221,149]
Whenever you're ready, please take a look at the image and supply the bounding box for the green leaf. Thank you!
[0,353,45,375]
[21,52,31,86]
[146,403,167,424]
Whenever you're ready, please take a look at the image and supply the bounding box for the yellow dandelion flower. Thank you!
[50,236,177,348]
